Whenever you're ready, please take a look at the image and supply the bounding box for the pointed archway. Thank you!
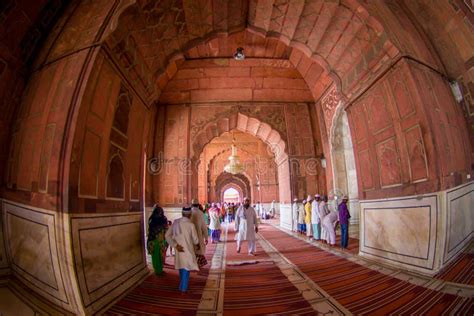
[330,105,360,225]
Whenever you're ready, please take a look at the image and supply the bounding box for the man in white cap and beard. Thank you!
[165,206,199,293]
[190,199,208,268]
[235,197,258,255]
[311,194,321,240]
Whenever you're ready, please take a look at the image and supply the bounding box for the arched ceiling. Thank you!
[106,0,399,102]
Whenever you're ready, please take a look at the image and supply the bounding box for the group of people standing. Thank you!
[293,194,350,249]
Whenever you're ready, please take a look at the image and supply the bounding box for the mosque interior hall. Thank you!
[0,0,473,314]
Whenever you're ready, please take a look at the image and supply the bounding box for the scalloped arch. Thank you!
[193,113,288,164]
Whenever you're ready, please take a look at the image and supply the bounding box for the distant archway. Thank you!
[222,187,241,204]
[193,113,290,204]
[215,172,251,203]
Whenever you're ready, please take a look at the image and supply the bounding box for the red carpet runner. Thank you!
[259,224,473,315]
[105,243,217,315]
[224,230,315,315]
[436,252,474,285]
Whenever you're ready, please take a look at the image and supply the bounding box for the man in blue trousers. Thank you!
[165,206,200,293]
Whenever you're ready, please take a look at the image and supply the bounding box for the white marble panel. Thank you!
[2,201,68,304]
[261,202,280,215]
[163,207,185,221]
[444,182,474,263]
[0,203,9,275]
[360,194,438,273]
[70,212,148,311]
[364,207,430,258]
[279,204,292,230]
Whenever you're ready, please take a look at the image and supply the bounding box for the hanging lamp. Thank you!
[224,134,244,174]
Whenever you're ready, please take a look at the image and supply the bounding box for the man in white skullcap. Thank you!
[305,195,313,238]
[311,194,321,240]
[298,199,306,234]
[165,206,199,293]
[235,197,258,255]
[338,195,351,249]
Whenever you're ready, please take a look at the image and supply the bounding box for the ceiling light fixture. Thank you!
[233,47,245,60]
[224,134,245,174]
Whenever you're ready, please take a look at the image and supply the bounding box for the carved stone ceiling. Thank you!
[106,0,395,100]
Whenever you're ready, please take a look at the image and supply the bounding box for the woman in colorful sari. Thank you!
[147,204,168,275]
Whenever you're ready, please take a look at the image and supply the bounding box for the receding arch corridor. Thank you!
[1,1,473,315]
[106,222,473,315]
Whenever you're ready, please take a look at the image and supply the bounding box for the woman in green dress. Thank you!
[147,205,168,275]
[203,203,211,236]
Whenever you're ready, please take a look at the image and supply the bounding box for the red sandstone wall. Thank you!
[346,59,471,200]
[1,0,122,211]
[68,50,152,213]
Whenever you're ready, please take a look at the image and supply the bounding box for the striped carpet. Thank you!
[105,242,217,315]
[436,252,474,285]
[224,230,315,315]
[259,224,473,315]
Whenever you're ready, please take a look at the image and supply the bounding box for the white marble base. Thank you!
[163,207,186,222]
[70,212,149,313]
[1,199,149,314]
[360,182,473,276]
[0,203,9,276]
[279,203,293,231]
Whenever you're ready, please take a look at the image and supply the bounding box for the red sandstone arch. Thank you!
[193,113,287,165]
[221,184,243,203]
[192,113,290,203]
[215,173,251,203]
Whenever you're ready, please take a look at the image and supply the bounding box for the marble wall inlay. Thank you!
[360,194,438,273]
[279,204,293,231]
[364,206,431,259]
[70,212,148,310]
[444,182,474,264]
[360,182,474,276]
[0,203,9,275]
[2,200,69,304]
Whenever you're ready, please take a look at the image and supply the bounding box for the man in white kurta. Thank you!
[319,195,330,242]
[311,194,321,240]
[322,206,338,246]
[235,197,258,255]
[165,207,199,293]
[190,199,208,257]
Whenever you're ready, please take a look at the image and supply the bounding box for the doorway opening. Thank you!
[223,187,240,204]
